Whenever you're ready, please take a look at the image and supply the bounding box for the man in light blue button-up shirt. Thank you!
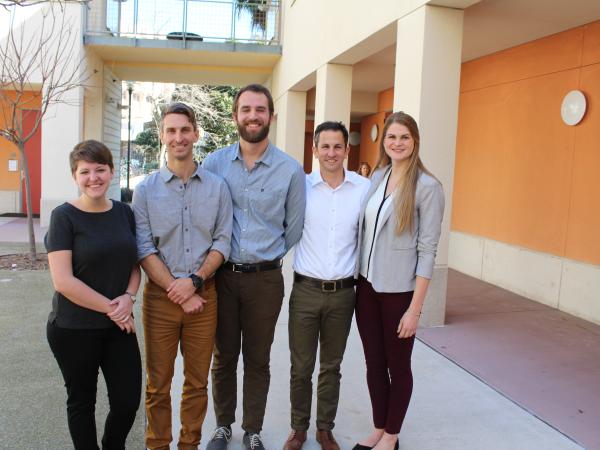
[132,103,233,450]
[203,84,306,450]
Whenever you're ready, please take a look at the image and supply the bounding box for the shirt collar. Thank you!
[308,168,357,188]
[230,141,274,167]
[159,162,202,183]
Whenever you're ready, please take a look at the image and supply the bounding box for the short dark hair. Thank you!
[313,121,349,147]
[161,102,198,131]
[232,84,274,116]
[69,140,114,174]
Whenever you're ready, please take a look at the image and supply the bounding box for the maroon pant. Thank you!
[355,276,415,434]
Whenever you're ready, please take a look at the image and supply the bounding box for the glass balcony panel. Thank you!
[88,0,281,45]
[186,1,234,42]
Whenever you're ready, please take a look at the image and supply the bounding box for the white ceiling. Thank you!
[462,0,600,61]
[350,0,600,94]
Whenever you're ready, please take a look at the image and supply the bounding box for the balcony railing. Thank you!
[86,0,281,45]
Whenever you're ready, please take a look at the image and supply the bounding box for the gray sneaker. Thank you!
[243,432,265,450]
[206,426,232,450]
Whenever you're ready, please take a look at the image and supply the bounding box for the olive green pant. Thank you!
[288,281,356,431]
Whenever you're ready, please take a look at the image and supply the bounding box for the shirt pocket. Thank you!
[249,188,286,218]
[190,197,219,233]
[148,197,181,238]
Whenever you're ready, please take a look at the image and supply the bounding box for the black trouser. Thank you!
[47,321,142,450]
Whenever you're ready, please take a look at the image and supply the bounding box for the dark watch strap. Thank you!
[188,273,204,290]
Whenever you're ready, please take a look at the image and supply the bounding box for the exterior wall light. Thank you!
[561,90,587,126]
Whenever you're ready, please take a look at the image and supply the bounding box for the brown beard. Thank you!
[237,121,270,143]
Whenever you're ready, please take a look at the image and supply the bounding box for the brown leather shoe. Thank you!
[316,430,340,450]
[283,430,307,450]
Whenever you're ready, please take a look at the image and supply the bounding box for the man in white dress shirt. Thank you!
[284,122,370,450]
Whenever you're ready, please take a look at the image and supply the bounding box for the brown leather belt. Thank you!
[223,259,283,273]
[294,272,356,293]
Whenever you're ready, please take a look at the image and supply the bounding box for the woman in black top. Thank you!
[46,140,142,450]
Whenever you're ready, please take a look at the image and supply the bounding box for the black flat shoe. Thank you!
[352,441,398,450]
[352,445,372,450]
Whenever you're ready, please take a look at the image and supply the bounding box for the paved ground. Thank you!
[420,270,600,450]
[0,222,587,450]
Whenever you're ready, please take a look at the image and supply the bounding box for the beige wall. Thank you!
[271,0,478,101]
[103,67,122,200]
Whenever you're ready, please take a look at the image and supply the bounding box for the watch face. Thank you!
[190,274,203,288]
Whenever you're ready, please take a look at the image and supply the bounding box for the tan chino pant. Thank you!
[143,278,217,450]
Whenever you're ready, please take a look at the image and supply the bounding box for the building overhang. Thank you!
[85,36,281,85]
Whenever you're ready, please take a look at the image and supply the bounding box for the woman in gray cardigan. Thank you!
[353,112,444,450]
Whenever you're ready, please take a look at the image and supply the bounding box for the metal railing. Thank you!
[86,0,281,45]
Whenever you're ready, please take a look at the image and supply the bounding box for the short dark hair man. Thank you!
[132,102,233,450]
[203,84,306,450]
[284,121,370,450]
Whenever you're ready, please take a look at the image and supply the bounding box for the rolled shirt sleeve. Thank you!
[132,181,158,262]
[210,181,233,261]
[284,163,306,252]
[415,180,445,279]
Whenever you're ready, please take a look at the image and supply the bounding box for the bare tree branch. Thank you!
[1,0,88,12]
[0,1,92,262]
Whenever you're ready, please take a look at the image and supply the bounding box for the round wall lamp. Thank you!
[349,131,361,146]
[561,90,587,126]
[370,124,379,142]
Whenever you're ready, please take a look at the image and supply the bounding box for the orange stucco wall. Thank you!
[0,91,41,191]
[377,88,394,113]
[359,112,386,171]
[452,21,600,266]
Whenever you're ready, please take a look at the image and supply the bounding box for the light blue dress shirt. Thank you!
[202,142,306,264]
[132,164,233,278]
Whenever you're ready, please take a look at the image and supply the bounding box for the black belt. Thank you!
[294,272,356,293]
[224,259,283,273]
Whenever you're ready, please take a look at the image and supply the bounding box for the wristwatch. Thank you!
[188,273,204,290]
[125,291,137,304]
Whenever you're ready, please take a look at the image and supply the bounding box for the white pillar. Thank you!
[40,4,87,226]
[274,90,307,164]
[40,89,83,226]
[313,64,352,169]
[393,5,463,327]
[314,63,352,129]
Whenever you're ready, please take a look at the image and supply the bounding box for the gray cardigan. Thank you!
[355,166,445,293]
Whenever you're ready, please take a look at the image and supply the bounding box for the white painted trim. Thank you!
[449,231,600,325]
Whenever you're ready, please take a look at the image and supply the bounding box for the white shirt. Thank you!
[360,170,394,281]
[294,169,371,280]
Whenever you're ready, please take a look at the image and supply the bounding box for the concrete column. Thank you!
[313,64,352,169]
[274,90,307,164]
[40,89,83,226]
[40,4,87,226]
[393,5,463,327]
[314,63,352,129]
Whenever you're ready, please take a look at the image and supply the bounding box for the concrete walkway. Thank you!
[0,224,583,450]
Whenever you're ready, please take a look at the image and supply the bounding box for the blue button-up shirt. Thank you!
[202,142,306,263]
[132,164,233,278]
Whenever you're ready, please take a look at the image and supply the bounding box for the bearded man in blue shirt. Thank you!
[203,84,306,450]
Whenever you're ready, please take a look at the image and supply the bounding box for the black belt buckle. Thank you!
[321,280,337,293]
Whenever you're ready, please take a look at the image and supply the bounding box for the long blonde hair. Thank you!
[374,112,434,235]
